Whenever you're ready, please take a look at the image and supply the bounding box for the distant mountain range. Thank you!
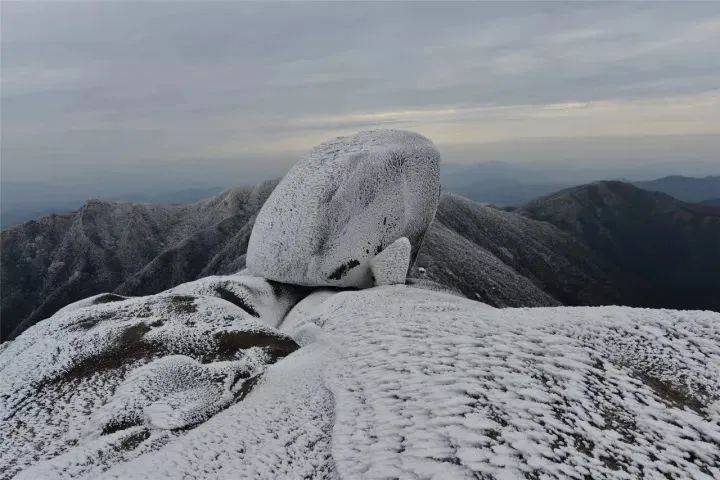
[440,162,571,206]
[632,175,720,203]
[3,179,719,341]
[3,171,718,229]
[0,182,228,229]
[441,166,720,207]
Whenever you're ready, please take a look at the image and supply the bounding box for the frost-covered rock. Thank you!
[279,289,340,336]
[166,274,309,328]
[0,274,303,479]
[52,293,130,318]
[90,355,248,433]
[369,236,410,285]
[246,130,441,288]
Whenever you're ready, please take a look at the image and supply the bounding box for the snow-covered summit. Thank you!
[2,130,719,479]
[2,280,718,479]
[247,130,440,288]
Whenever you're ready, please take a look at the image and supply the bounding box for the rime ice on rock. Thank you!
[0,274,302,479]
[246,130,441,288]
[167,274,309,328]
[369,236,410,286]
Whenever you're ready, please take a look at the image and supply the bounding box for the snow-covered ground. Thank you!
[2,278,719,479]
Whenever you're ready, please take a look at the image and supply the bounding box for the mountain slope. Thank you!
[521,181,720,311]
[413,194,623,307]
[633,174,720,203]
[114,180,277,296]
[5,180,719,341]
[1,181,277,340]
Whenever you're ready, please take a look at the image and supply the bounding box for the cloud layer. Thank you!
[2,2,719,183]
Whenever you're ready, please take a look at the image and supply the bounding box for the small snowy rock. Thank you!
[91,354,248,433]
[246,130,441,288]
[369,236,410,286]
[166,274,309,328]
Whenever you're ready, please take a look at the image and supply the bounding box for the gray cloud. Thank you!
[2,1,719,186]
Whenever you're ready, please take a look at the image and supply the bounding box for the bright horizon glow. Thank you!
[207,91,720,158]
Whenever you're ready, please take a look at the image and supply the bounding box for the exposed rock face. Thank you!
[246,130,441,288]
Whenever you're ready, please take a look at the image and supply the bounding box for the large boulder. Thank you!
[246,130,441,287]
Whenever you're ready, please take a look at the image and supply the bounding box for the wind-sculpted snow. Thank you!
[3,285,720,479]
[247,130,440,288]
[315,288,720,479]
[0,274,302,479]
[92,342,337,480]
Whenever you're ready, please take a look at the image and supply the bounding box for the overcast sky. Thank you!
[2,1,719,188]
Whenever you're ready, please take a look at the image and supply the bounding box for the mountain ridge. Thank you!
[3,179,719,341]
[1,181,278,340]
[632,174,720,203]
[521,180,720,311]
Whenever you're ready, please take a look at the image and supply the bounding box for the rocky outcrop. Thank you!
[3,285,719,479]
[369,237,411,286]
[246,130,440,288]
[0,274,305,479]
